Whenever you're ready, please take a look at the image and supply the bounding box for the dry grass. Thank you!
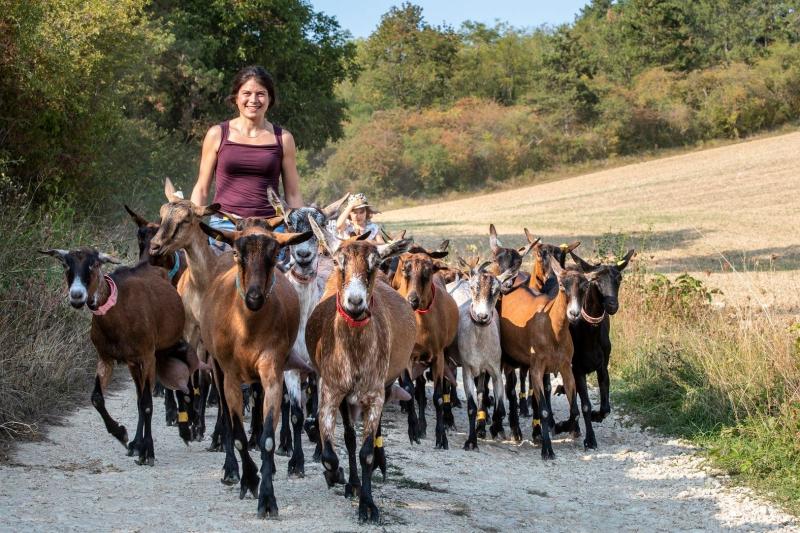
[378,130,800,315]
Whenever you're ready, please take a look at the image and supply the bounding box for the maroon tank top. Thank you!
[213,120,283,217]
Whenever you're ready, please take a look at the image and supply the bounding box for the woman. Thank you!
[190,65,303,249]
[335,192,384,242]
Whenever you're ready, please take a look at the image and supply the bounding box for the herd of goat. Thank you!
[40,179,634,522]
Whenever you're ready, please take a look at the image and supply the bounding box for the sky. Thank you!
[309,0,590,39]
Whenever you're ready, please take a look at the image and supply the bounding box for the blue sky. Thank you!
[310,1,590,39]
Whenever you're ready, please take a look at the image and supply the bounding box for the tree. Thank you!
[145,0,359,150]
[361,3,460,109]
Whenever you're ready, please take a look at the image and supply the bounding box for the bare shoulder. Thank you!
[279,128,296,149]
[205,124,223,142]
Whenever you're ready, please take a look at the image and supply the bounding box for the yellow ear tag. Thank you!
[532,418,540,427]
[617,260,626,267]
[476,410,487,421]
[559,243,569,251]
[374,436,384,448]
[519,391,527,399]
[193,387,200,395]
[443,394,450,404]
[178,411,189,423]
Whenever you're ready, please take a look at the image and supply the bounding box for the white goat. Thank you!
[446,258,507,450]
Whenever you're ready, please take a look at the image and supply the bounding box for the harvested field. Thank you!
[379,131,800,315]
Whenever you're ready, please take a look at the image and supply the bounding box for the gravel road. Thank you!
[1,376,796,532]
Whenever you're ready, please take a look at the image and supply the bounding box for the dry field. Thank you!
[379,131,800,316]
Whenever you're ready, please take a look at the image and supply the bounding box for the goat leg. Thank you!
[373,419,387,481]
[401,372,420,444]
[249,383,265,451]
[257,412,278,518]
[577,371,597,449]
[164,388,178,427]
[358,435,379,523]
[442,379,456,430]
[475,374,488,439]
[489,367,507,441]
[518,366,531,418]
[505,368,522,442]
[433,378,448,450]
[232,410,259,500]
[462,368,478,450]
[213,361,240,485]
[276,384,292,456]
[531,370,555,460]
[340,402,360,497]
[175,390,192,444]
[415,375,427,438]
[592,366,611,422]
[137,377,155,466]
[90,373,128,448]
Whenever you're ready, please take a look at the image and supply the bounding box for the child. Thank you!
[336,193,385,242]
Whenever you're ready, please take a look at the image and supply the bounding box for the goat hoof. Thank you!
[247,434,260,451]
[463,440,478,451]
[584,436,597,450]
[554,384,565,395]
[345,482,361,498]
[323,466,345,488]
[287,461,305,479]
[113,426,128,447]
[511,427,522,442]
[476,428,487,440]
[240,476,259,500]
[591,410,607,423]
[541,447,555,461]
[135,454,154,467]
[221,470,240,486]
[304,417,320,443]
[358,499,380,524]
[276,443,292,457]
[257,495,279,519]
[206,442,223,453]
[554,421,573,435]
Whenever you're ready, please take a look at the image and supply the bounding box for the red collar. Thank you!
[92,275,118,316]
[336,292,372,327]
[416,283,435,314]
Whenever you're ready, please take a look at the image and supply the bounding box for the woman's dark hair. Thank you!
[228,66,277,110]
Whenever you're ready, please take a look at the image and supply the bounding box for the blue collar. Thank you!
[167,251,181,280]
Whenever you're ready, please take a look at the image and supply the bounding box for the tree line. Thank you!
[310,1,800,200]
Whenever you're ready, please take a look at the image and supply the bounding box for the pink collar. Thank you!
[580,306,606,326]
[92,275,118,316]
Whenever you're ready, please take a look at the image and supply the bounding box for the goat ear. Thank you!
[570,251,597,272]
[265,215,285,230]
[98,252,121,264]
[377,238,412,260]
[523,228,539,245]
[39,249,69,264]
[199,222,234,246]
[549,255,565,279]
[565,241,581,253]
[457,257,469,270]
[428,250,449,259]
[267,188,291,228]
[274,230,314,248]
[438,239,450,252]
[616,249,636,271]
[194,203,221,218]
[519,238,538,260]
[478,260,493,272]
[355,231,371,241]
[164,178,182,202]
[432,259,450,272]
[308,215,338,259]
[489,224,499,253]
[321,192,349,220]
[124,205,149,228]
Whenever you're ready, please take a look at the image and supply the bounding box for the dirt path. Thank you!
[1,377,796,532]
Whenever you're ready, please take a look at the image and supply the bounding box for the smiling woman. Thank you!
[189,66,305,249]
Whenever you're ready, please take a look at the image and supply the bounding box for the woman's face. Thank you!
[236,78,270,121]
[350,207,368,226]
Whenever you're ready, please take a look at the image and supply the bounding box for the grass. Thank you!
[610,261,800,513]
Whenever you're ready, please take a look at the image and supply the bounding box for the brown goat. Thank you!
[148,179,231,444]
[40,248,203,465]
[198,221,312,519]
[305,220,415,523]
[124,204,187,287]
[391,244,459,449]
[489,225,579,459]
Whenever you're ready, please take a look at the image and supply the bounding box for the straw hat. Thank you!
[349,193,381,214]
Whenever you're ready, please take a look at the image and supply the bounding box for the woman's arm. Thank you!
[336,199,355,232]
[191,125,222,206]
[280,130,304,208]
